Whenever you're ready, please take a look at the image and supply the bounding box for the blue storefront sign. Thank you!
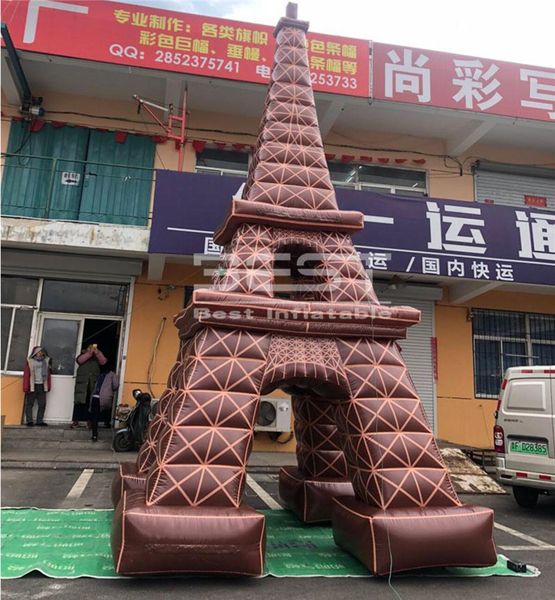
[149,170,555,286]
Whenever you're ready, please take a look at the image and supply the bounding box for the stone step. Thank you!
[1,425,113,441]
[1,439,112,451]
[1,425,114,451]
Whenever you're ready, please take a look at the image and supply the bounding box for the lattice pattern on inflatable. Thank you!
[137,339,196,473]
[336,338,460,509]
[215,224,378,304]
[145,328,271,507]
[261,335,349,393]
[243,26,336,210]
[294,395,348,479]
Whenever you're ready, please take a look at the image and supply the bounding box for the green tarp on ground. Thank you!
[1,508,539,579]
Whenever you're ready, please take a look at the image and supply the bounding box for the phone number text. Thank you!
[155,51,240,73]
[310,72,359,90]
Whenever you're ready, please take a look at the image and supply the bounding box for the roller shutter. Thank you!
[379,293,436,430]
[475,163,555,210]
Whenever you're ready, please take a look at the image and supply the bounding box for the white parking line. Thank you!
[246,474,282,510]
[494,521,553,547]
[62,469,94,505]
[495,522,555,551]
[499,545,555,551]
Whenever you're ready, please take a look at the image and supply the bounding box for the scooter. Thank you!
[112,389,155,452]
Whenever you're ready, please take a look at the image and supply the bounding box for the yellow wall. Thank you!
[1,112,11,153]
[436,291,555,448]
[1,376,24,425]
[122,263,206,401]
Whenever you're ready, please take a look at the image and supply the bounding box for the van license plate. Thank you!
[510,440,548,456]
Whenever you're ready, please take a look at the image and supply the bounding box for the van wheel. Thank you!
[513,486,539,508]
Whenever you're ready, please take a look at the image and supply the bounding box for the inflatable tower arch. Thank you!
[111,4,497,576]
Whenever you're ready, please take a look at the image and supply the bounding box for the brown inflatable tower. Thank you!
[112,4,497,577]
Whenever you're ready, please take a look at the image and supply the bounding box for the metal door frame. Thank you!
[36,312,125,376]
[78,314,125,375]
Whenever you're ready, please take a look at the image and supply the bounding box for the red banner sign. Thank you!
[372,42,555,122]
[524,195,547,208]
[2,0,370,97]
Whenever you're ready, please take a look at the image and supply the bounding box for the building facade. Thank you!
[2,0,554,451]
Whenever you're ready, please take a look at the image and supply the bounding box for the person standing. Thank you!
[90,362,118,442]
[23,346,52,426]
[71,344,107,428]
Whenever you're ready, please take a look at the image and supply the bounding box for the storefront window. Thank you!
[472,309,555,397]
[1,276,39,306]
[1,307,35,372]
[529,314,555,338]
[5,309,34,371]
[1,307,12,364]
[40,280,127,316]
[1,276,128,373]
[327,162,427,196]
[195,149,249,177]
[1,276,39,372]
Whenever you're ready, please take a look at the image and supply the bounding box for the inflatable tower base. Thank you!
[333,497,496,576]
[112,491,265,576]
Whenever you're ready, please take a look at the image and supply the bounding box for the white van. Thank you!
[494,366,555,507]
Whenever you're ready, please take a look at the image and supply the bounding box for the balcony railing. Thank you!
[1,153,155,226]
[1,155,429,233]
[332,180,427,197]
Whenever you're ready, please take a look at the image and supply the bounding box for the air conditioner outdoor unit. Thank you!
[255,397,292,432]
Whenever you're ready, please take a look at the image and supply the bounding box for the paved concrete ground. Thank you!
[1,425,298,470]
[0,448,298,470]
[2,465,555,600]
[1,426,503,495]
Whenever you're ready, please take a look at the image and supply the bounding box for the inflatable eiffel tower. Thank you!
[112,4,497,576]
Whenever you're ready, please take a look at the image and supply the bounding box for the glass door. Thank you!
[37,314,84,423]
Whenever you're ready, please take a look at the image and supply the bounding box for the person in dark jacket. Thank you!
[23,346,52,426]
[89,362,119,441]
[71,344,107,428]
